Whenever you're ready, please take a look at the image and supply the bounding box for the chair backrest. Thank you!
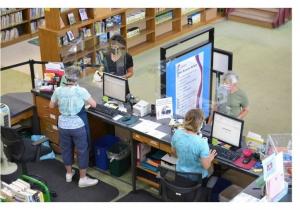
[1,126,25,161]
[159,167,207,202]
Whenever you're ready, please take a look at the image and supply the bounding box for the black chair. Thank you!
[158,167,210,202]
[1,125,52,174]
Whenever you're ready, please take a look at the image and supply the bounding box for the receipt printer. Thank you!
[133,100,151,117]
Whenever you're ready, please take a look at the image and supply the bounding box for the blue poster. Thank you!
[166,43,212,117]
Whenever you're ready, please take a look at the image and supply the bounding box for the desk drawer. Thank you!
[160,142,172,153]
[36,96,59,123]
[40,120,59,145]
[132,132,160,149]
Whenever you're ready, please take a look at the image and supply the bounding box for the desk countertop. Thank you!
[1,92,34,117]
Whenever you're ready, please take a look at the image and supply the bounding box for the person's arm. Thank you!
[49,90,58,108]
[238,106,249,119]
[200,149,217,170]
[208,102,218,124]
[87,97,97,108]
[124,67,133,79]
[49,100,57,109]
[171,147,177,157]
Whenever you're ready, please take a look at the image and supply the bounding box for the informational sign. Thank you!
[166,43,212,118]
[155,97,173,120]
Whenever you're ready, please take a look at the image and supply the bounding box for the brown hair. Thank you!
[183,109,204,133]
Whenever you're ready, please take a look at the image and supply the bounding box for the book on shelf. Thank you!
[126,9,146,24]
[67,12,76,25]
[127,27,140,38]
[155,11,173,24]
[1,27,19,42]
[60,35,69,46]
[187,12,201,25]
[80,27,92,38]
[78,8,88,21]
[94,21,106,35]
[1,11,23,29]
[30,8,44,19]
[66,30,75,41]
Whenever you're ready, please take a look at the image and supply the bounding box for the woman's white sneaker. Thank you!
[78,176,98,188]
[66,170,75,182]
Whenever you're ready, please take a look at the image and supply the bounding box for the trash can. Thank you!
[219,184,243,202]
[94,135,120,170]
[107,142,131,177]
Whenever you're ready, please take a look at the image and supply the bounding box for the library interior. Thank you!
[0,7,292,203]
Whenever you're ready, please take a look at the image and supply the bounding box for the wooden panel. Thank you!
[88,113,115,142]
[39,27,61,62]
[160,142,172,154]
[205,8,218,22]
[11,110,33,125]
[50,142,61,154]
[136,176,159,189]
[40,119,59,144]
[45,8,61,30]
[132,132,160,149]
[35,96,59,124]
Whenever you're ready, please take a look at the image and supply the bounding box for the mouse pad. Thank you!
[117,115,139,126]
[234,157,257,170]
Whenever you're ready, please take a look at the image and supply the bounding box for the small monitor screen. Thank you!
[103,73,126,102]
[211,112,244,148]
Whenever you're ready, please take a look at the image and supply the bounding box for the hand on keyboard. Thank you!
[209,149,218,161]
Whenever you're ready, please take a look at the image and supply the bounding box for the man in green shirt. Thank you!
[210,72,249,122]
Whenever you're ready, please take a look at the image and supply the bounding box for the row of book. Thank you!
[1,27,20,42]
[187,12,201,25]
[155,8,169,15]
[126,9,146,24]
[0,8,20,16]
[1,179,44,202]
[182,8,199,16]
[1,11,23,29]
[29,8,45,19]
[30,19,45,33]
[155,11,173,24]
[127,27,140,38]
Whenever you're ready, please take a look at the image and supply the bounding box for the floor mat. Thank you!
[26,159,119,202]
[117,189,162,202]
[28,38,39,46]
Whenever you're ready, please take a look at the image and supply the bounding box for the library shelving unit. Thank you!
[1,8,45,48]
[38,8,222,65]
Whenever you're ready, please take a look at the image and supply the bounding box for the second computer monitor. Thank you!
[103,72,127,102]
[211,111,244,148]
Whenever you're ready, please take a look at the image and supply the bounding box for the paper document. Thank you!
[132,119,161,133]
[161,154,177,164]
[113,115,123,121]
[230,192,260,202]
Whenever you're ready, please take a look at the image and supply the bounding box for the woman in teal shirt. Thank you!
[171,109,217,179]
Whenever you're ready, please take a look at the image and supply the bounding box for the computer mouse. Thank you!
[242,157,252,164]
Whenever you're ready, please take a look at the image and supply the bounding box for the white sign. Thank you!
[175,52,203,117]
[155,97,173,120]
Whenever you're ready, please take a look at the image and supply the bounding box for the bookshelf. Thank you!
[1,8,45,48]
[39,8,223,65]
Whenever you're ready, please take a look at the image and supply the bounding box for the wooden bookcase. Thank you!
[39,8,222,64]
[1,8,45,48]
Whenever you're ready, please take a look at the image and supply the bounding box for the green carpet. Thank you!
[28,38,40,46]
[0,69,32,95]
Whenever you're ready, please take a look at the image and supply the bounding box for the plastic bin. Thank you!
[107,142,131,177]
[94,135,120,170]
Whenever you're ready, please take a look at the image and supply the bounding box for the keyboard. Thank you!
[210,145,240,162]
[89,104,124,119]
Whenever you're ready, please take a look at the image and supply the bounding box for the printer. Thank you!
[133,100,151,117]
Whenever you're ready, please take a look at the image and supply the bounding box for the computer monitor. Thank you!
[103,72,127,102]
[211,111,244,148]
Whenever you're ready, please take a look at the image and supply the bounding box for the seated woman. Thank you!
[171,109,217,184]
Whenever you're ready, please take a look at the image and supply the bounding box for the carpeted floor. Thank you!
[0,69,32,95]
[28,38,40,46]
[26,159,119,202]
[116,189,162,202]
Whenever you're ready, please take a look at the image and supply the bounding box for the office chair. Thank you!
[158,167,210,202]
[1,125,52,174]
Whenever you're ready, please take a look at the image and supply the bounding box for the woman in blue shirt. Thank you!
[171,109,217,180]
[49,66,98,188]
